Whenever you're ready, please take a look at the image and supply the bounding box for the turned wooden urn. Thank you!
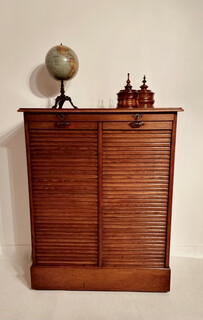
[138,75,155,108]
[117,73,139,108]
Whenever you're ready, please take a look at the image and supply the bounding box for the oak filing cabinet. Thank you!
[18,107,183,291]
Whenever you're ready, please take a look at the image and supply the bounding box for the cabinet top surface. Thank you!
[18,107,183,113]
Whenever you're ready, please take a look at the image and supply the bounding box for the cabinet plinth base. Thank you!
[31,265,171,292]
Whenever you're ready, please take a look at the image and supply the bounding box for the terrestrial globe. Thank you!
[45,44,79,81]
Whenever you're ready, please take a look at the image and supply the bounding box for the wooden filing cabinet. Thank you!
[18,108,183,292]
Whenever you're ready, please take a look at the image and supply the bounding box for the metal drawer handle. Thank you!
[57,113,66,121]
[133,114,142,121]
[55,121,69,128]
[129,121,144,128]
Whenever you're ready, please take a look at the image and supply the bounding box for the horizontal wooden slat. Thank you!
[29,129,97,134]
[32,169,98,175]
[103,155,170,160]
[36,233,97,239]
[103,169,169,174]
[103,199,167,204]
[103,150,171,155]
[103,121,172,130]
[103,130,172,135]
[25,113,175,122]
[103,178,168,186]
[29,121,97,130]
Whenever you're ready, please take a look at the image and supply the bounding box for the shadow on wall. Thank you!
[0,66,71,287]
[0,65,59,247]
[29,64,70,107]
[0,125,31,286]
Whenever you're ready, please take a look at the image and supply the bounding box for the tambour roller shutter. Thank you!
[29,128,98,265]
[102,125,172,268]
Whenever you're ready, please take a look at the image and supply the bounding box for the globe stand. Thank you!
[52,80,77,109]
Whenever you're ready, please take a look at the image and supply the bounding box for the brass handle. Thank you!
[129,121,144,128]
[133,114,142,121]
[55,121,69,128]
[57,113,66,121]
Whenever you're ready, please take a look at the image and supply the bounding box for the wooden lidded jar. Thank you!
[138,75,155,108]
[117,73,139,108]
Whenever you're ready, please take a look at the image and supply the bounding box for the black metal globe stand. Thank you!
[52,80,77,109]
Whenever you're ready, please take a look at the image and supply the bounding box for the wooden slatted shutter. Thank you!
[102,125,172,268]
[29,128,98,265]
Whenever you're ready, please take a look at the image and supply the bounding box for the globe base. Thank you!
[52,80,77,109]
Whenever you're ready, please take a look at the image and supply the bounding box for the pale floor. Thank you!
[0,246,203,320]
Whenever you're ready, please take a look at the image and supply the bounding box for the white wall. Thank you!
[0,0,203,257]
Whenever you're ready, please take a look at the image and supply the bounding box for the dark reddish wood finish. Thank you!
[117,74,139,108]
[18,107,183,292]
[138,75,155,108]
[98,122,103,267]
[31,265,170,292]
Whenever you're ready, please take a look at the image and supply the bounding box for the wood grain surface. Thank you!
[22,109,182,291]
[29,128,98,265]
[102,129,171,268]
[31,265,171,292]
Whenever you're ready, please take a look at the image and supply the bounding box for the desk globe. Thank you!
[45,44,79,108]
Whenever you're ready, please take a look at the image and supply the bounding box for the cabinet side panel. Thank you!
[98,122,103,266]
[29,128,98,266]
[24,115,36,263]
[102,128,172,268]
[165,114,177,267]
